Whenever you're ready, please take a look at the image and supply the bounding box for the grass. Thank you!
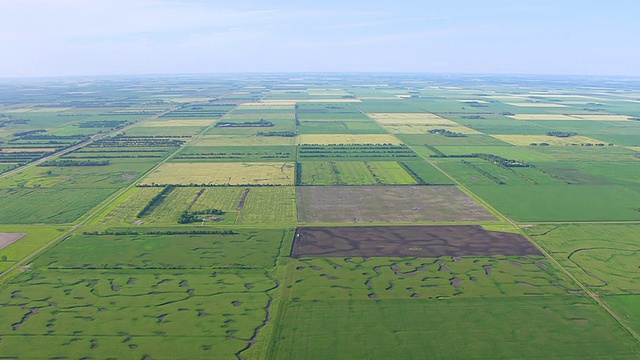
[365,162,416,184]
[0,226,66,273]
[525,224,640,294]
[236,187,297,225]
[35,229,289,269]
[93,187,163,225]
[298,162,336,185]
[268,297,640,359]
[96,186,296,225]
[281,256,577,300]
[3,76,640,359]
[0,269,275,359]
[298,161,422,185]
[333,162,377,185]
[0,188,116,224]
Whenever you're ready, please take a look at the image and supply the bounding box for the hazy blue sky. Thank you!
[1,0,639,77]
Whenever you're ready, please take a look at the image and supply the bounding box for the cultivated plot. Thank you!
[139,162,295,186]
[492,134,608,146]
[297,134,401,145]
[292,225,540,258]
[368,113,460,125]
[296,186,496,223]
[269,297,640,359]
[0,233,27,250]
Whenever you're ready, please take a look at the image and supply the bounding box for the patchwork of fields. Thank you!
[0,75,639,358]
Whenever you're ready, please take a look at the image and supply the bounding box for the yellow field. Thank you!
[458,99,489,104]
[356,97,400,100]
[237,102,295,110]
[149,96,213,103]
[191,135,295,146]
[368,113,459,125]
[296,99,362,103]
[307,89,351,96]
[1,148,57,153]
[492,135,607,146]
[143,119,215,127]
[381,124,481,134]
[224,112,295,120]
[507,114,579,121]
[139,162,295,186]
[297,134,402,145]
[505,102,568,107]
[629,147,640,152]
[570,114,634,121]
[4,107,73,113]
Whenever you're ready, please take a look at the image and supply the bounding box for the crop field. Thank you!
[38,229,289,269]
[368,113,460,125]
[139,162,295,186]
[492,134,608,146]
[297,134,402,145]
[174,145,294,162]
[297,144,418,161]
[0,188,115,224]
[297,186,496,223]
[1,75,640,358]
[525,224,640,294]
[269,298,640,359]
[190,134,295,146]
[381,124,482,134]
[292,225,541,258]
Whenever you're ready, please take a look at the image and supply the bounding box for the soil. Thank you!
[296,186,496,223]
[291,225,542,258]
[0,232,27,250]
[237,188,251,211]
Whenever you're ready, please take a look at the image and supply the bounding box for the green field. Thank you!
[269,298,640,359]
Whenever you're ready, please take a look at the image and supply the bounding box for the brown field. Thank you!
[296,186,495,223]
[291,225,541,258]
[0,233,27,250]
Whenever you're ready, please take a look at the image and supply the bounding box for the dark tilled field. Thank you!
[291,225,541,258]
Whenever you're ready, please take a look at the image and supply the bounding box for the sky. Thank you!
[1,0,639,77]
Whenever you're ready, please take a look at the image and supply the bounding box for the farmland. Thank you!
[1,74,640,359]
[138,162,295,186]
